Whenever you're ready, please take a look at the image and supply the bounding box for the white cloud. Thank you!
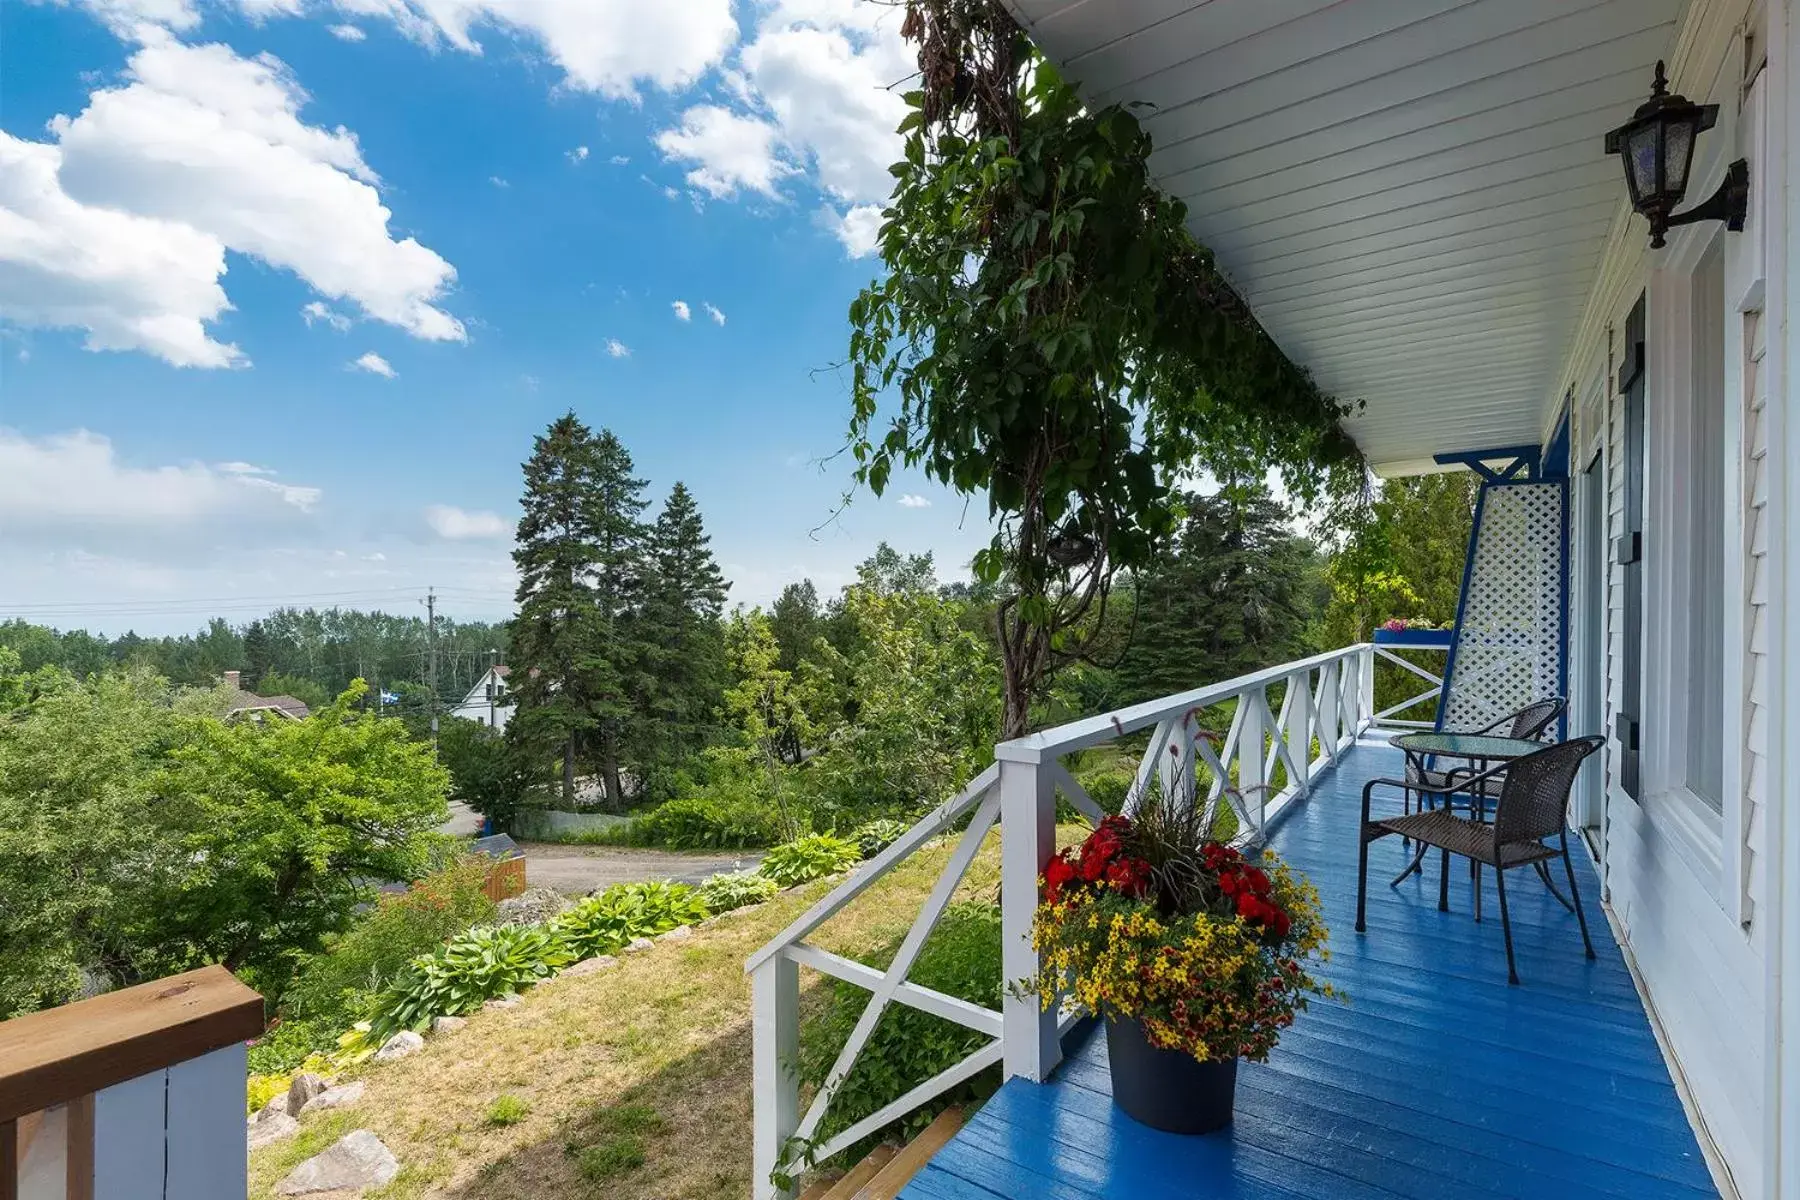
[488,174,509,188]
[896,493,930,509]
[351,350,395,376]
[566,145,589,163]
[652,2,907,241]
[0,428,321,544]
[829,202,883,257]
[703,301,725,325]
[655,105,794,199]
[301,299,350,330]
[328,22,365,40]
[671,299,690,322]
[0,31,462,367]
[604,337,629,358]
[424,504,508,539]
[608,154,629,165]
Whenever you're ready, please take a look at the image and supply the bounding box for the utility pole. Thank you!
[488,647,499,729]
[427,587,439,756]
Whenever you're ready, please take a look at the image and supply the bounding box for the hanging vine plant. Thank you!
[846,0,1364,738]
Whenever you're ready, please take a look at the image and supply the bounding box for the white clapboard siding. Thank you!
[1740,311,1769,928]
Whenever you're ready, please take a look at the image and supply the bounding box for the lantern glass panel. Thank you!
[1664,119,1696,195]
[1626,125,1661,204]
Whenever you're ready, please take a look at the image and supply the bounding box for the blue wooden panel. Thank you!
[93,1070,166,1200]
[165,1044,247,1200]
[903,743,1718,1200]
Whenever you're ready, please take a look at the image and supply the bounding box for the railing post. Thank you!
[752,954,799,1200]
[1317,660,1340,762]
[1237,688,1266,828]
[1286,670,1313,794]
[1361,645,1377,731]
[999,753,1059,1083]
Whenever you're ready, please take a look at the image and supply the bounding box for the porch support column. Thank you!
[998,749,1060,1083]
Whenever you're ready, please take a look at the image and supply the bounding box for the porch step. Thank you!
[821,1142,896,1199]
[799,1175,842,1200]
[851,1107,964,1200]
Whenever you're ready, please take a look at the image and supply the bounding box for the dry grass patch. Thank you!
[246,826,1071,1200]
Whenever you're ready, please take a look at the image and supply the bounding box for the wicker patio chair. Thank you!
[1357,736,1603,984]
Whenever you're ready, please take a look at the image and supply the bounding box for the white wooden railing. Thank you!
[746,643,1381,1199]
[1,966,264,1200]
[1370,638,1451,729]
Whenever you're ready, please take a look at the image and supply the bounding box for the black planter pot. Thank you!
[1104,1015,1238,1134]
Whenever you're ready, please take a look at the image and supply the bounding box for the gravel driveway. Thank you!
[517,843,764,894]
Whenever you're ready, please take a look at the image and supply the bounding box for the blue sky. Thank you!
[0,0,988,634]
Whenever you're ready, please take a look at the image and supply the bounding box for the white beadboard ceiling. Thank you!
[1003,0,1686,473]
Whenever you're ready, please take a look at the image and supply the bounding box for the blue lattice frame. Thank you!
[1436,474,1571,739]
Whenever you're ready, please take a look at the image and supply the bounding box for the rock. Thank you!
[374,1031,424,1061]
[247,1109,298,1149]
[562,955,617,978]
[298,1081,365,1115]
[284,1073,329,1114]
[496,887,570,927]
[275,1130,400,1195]
[256,1092,290,1118]
[660,925,694,942]
[430,1015,467,1035]
[625,937,655,954]
[483,993,523,1011]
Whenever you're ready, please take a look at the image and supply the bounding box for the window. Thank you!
[1618,297,1646,800]
[1684,239,1726,810]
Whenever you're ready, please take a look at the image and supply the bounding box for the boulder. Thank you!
[625,937,655,954]
[373,1031,424,1062]
[275,1130,399,1195]
[284,1073,329,1114]
[496,887,570,926]
[660,925,694,942]
[256,1092,290,1118]
[483,993,523,1011]
[247,1109,298,1150]
[298,1081,365,1115]
[562,955,617,978]
[430,1015,467,1035]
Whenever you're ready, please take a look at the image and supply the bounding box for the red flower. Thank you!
[1219,871,1239,896]
[1243,867,1271,895]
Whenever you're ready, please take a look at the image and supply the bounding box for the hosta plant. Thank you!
[555,881,709,959]
[695,870,779,913]
[757,834,860,888]
[850,819,909,860]
[368,923,573,1043]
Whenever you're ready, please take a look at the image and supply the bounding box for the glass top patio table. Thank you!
[1389,732,1546,761]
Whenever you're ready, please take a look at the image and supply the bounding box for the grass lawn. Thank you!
[247,824,1072,1200]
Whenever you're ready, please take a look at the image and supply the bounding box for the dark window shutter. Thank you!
[1618,295,1647,800]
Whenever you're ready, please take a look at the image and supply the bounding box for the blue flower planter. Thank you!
[1373,628,1454,647]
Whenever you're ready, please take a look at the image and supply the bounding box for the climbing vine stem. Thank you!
[847,0,1365,738]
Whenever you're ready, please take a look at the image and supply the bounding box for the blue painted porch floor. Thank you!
[904,740,1718,1199]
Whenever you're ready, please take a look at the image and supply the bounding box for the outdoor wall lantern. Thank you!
[1604,61,1748,249]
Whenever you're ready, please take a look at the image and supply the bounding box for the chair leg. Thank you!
[1356,832,1370,935]
[1495,865,1520,985]
[1533,859,1576,913]
[1438,848,1450,912]
[1561,831,1597,960]
[1473,860,1482,923]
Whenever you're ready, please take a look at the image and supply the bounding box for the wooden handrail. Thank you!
[0,966,263,1120]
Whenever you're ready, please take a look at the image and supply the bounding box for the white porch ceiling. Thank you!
[1004,0,1686,472]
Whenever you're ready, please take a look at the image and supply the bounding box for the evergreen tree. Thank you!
[769,579,823,673]
[634,481,729,784]
[241,620,274,692]
[510,413,606,803]
[1115,486,1319,704]
[586,430,651,807]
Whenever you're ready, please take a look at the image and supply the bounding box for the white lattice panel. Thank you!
[1442,481,1565,734]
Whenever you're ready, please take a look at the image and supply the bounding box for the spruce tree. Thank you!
[586,430,651,807]
[636,482,729,777]
[510,413,605,803]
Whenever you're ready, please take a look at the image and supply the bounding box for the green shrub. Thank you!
[485,1094,532,1127]
[1071,765,1135,817]
[638,792,785,850]
[283,856,498,1028]
[849,819,909,859]
[798,903,1001,1168]
[555,882,709,959]
[246,1015,337,1076]
[368,923,573,1043]
[757,834,860,888]
[694,870,778,913]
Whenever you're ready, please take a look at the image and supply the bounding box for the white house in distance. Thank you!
[450,664,513,731]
